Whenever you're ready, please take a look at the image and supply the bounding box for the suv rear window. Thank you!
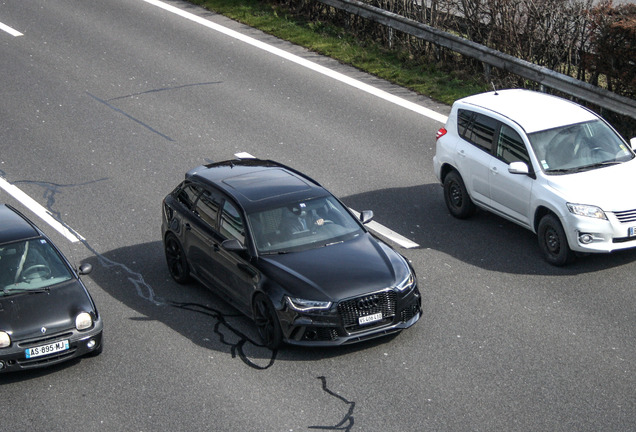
[457,109,498,152]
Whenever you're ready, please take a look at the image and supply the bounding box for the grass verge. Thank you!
[187,0,487,105]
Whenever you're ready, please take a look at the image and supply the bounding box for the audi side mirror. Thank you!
[360,210,374,224]
[222,238,246,252]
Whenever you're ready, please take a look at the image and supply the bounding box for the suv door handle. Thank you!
[213,243,220,252]
[457,149,466,157]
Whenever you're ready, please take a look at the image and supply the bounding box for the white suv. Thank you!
[433,89,636,265]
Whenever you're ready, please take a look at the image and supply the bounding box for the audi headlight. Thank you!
[395,271,416,292]
[75,312,93,330]
[567,203,607,220]
[286,297,332,312]
[0,331,10,348]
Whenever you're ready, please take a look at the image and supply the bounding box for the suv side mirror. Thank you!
[508,161,529,175]
[360,210,374,224]
[630,137,636,151]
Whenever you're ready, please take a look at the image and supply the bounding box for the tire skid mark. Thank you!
[106,82,222,102]
[309,376,356,431]
[13,179,107,221]
[167,301,276,370]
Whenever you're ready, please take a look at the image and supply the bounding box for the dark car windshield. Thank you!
[248,196,363,254]
[0,238,73,295]
[529,119,634,174]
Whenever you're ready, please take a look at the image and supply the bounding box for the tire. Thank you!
[443,170,476,219]
[252,294,282,350]
[537,214,575,266]
[164,233,191,284]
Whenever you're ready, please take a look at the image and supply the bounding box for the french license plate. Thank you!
[358,312,382,325]
[25,340,69,359]
[629,227,636,237]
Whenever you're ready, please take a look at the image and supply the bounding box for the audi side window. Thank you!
[220,201,245,245]
[196,191,222,230]
[497,124,530,165]
[176,183,202,210]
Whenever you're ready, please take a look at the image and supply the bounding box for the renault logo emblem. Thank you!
[41,327,47,334]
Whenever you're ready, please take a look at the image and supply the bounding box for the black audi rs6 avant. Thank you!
[161,157,421,348]
[0,204,103,372]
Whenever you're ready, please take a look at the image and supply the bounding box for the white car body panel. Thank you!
[434,89,636,257]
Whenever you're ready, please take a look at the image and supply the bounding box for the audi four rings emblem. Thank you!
[357,295,379,310]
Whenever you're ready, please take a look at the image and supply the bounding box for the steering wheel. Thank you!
[21,264,51,281]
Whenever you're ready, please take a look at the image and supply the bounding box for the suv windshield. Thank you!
[0,238,73,294]
[529,119,634,173]
[248,196,363,254]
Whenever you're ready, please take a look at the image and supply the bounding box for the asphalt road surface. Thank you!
[1,1,634,431]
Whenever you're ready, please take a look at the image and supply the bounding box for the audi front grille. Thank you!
[337,290,397,333]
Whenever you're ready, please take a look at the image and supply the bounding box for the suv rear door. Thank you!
[454,109,497,207]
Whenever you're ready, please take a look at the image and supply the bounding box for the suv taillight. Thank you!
[436,127,447,140]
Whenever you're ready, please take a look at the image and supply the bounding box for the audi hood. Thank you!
[257,233,411,301]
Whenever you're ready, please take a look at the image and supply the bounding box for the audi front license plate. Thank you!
[358,312,382,325]
[25,340,70,359]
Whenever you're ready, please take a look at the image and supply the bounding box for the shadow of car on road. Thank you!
[81,241,406,369]
[341,183,636,275]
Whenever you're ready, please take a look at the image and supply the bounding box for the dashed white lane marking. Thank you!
[347,209,419,249]
[234,153,419,249]
[0,21,23,37]
[144,0,448,124]
[0,176,84,243]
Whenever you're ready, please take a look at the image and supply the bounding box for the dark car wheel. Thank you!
[252,294,282,350]
[443,170,476,219]
[164,234,191,284]
[538,214,575,266]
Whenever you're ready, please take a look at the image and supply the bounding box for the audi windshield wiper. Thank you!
[261,250,290,255]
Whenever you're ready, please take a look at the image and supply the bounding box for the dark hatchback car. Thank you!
[162,158,422,348]
[0,204,103,372]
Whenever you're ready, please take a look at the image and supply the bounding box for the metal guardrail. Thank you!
[315,0,636,119]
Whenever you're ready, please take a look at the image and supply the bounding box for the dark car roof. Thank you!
[0,204,41,245]
[185,159,330,212]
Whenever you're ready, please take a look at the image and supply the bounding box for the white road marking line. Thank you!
[0,21,23,37]
[347,208,419,249]
[234,153,419,248]
[0,177,84,243]
[144,0,448,124]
